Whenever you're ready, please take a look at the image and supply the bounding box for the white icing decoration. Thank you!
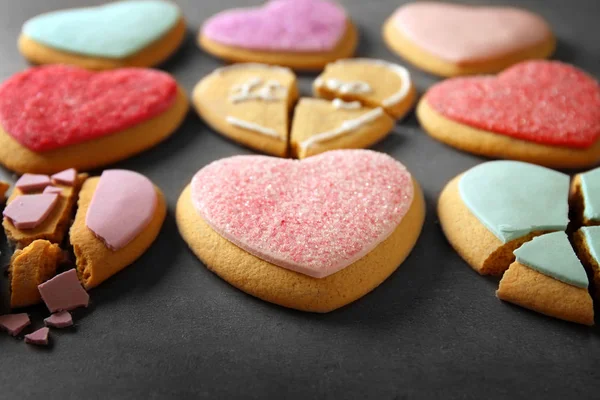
[319,78,372,95]
[214,63,293,76]
[315,59,412,108]
[226,116,281,139]
[299,108,385,149]
[332,99,362,110]
[229,76,287,103]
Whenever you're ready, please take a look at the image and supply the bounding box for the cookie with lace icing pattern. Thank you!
[19,0,186,70]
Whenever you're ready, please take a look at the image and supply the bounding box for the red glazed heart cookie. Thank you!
[418,61,600,168]
[177,150,425,312]
[0,65,189,174]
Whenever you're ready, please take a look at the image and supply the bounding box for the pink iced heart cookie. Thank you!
[177,150,425,312]
[199,0,357,70]
[383,2,554,77]
[418,61,600,169]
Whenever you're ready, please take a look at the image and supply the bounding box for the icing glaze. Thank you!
[582,226,600,264]
[426,61,600,148]
[319,59,413,108]
[51,168,77,186]
[0,313,30,336]
[43,186,63,195]
[23,0,180,59]
[214,63,293,77]
[459,161,569,243]
[15,174,51,193]
[579,167,600,221]
[86,170,157,251]
[317,79,372,95]
[24,327,50,346]
[229,77,286,103]
[0,65,178,152]
[44,311,73,328]
[3,193,59,230]
[299,108,385,149]
[191,150,414,278]
[514,232,588,288]
[393,2,551,63]
[38,269,89,313]
[202,0,347,52]
[225,116,281,139]
[332,99,362,110]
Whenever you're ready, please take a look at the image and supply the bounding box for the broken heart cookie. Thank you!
[177,150,425,312]
[383,2,554,77]
[70,170,166,289]
[19,0,186,70]
[0,65,189,174]
[418,61,600,168]
[497,232,593,326]
[193,63,298,157]
[290,98,394,159]
[313,58,416,119]
[199,0,357,70]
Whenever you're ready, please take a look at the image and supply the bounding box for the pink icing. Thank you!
[202,0,347,52]
[24,327,49,345]
[43,186,63,194]
[38,269,89,313]
[85,170,157,251]
[0,313,30,336]
[15,173,50,192]
[44,311,73,328]
[191,150,414,278]
[393,2,551,64]
[3,193,59,229]
[51,168,77,186]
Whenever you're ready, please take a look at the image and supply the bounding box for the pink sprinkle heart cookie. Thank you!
[383,2,554,77]
[418,61,600,169]
[177,150,425,312]
[199,0,357,70]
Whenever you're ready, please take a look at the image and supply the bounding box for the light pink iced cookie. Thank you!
[382,2,555,77]
[177,149,426,312]
[199,0,358,70]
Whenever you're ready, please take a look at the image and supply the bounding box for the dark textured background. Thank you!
[1,0,600,399]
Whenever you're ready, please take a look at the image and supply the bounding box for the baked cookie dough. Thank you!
[0,65,189,174]
[19,0,185,70]
[383,2,554,77]
[0,181,8,203]
[199,0,357,70]
[418,61,600,168]
[290,98,395,159]
[313,58,416,120]
[70,170,167,289]
[193,63,298,157]
[177,150,425,312]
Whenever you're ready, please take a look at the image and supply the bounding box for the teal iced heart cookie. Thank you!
[22,0,180,59]
[459,160,570,243]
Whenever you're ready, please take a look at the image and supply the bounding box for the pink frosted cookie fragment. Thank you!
[3,193,59,229]
[0,313,31,336]
[38,269,89,313]
[43,186,63,194]
[393,2,551,64]
[191,149,414,278]
[24,327,49,346]
[85,170,157,250]
[51,168,77,186]
[202,0,347,52]
[44,311,73,328]
[15,173,50,192]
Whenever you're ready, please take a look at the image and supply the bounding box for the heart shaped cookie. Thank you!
[193,64,298,157]
[314,58,416,119]
[290,98,395,159]
[383,2,554,76]
[177,150,425,312]
[419,61,600,168]
[19,0,186,70]
[0,65,189,174]
[199,0,357,70]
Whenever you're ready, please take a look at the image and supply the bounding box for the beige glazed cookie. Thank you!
[177,150,425,312]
